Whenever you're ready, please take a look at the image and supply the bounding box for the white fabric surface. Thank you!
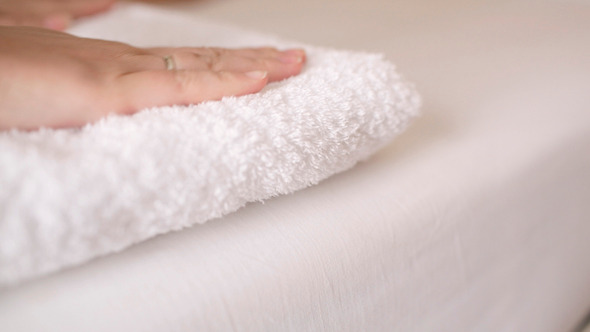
[0,6,419,286]
[1,1,590,331]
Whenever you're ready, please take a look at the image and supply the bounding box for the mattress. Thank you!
[1,0,590,331]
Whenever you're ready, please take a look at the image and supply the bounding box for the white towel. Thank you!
[0,4,420,286]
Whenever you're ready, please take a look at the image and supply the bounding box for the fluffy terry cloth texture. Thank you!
[0,4,420,286]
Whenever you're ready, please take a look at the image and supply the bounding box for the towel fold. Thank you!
[0,4,420,286]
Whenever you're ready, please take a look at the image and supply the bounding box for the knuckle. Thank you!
[259,47,278,54]
[193,53,221,71]
[210,56,224,71]
[205,55,223,71]
[210,70,228,83]
[209,48,224,57]
[171,71,192,95]
[253,58,271,69]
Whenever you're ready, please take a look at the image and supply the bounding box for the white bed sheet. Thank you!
[1,1,590,331]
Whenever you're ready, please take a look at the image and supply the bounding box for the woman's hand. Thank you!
[0,26,306,130]
[0,0,116,30]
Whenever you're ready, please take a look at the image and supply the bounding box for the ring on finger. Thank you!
[163,55,176,70]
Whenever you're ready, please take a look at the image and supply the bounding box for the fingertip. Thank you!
[233,70,268,96]
[266,49,306,82]
[278,49,306,64]
[244,70,268,80]
[43,13,72,31]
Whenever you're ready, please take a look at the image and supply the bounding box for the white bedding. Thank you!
[0,6,419,286]
[1,1,590,331]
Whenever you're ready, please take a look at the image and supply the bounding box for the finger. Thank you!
[157,52,302,82]
[212,52,305,82]
[194,48,307,66]
[0,13,70,30]
[233,48,306,63]
[190,47,281,59]
[0,16,17,27]
[0,13,72,31]
[147,49,305,82]
[111,69,269,113]
[42,13,72,31]
[150,47,305,65]
[0,16,42,28]
[51,0,117,18]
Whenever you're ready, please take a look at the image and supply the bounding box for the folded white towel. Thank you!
[0,4,420,286]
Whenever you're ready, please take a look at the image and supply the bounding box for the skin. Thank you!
[0,0,116,30]
[0,4,306,130]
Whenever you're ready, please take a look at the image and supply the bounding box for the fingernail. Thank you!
[279,54,303,64]
[283,49,305,56]
[279,49,305,64]
[245,70,268,80]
